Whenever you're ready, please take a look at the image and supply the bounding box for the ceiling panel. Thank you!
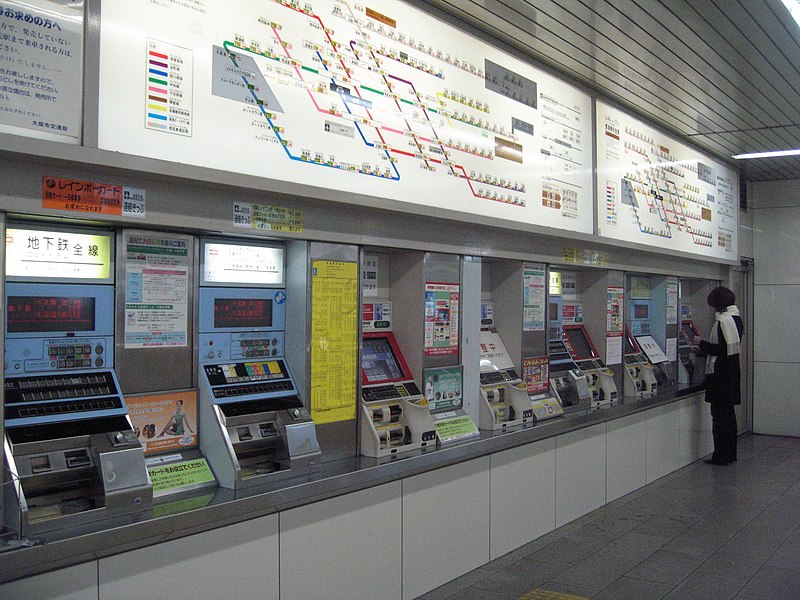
[425,0,800,181]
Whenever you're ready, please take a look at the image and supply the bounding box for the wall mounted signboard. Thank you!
[97,0,593,233]
[596,101,738,262]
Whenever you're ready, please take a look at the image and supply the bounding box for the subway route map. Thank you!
[596,102,738,261]
[98,0,593,232]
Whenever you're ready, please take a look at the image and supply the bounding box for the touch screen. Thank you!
[563,326,596,359]
[213,298,272,329]
[7,296,95,333]
[362,336,404,383]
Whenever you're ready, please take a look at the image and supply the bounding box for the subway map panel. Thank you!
[97,0,592,233]
[596,102,738,261]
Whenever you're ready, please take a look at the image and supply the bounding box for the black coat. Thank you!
[698,315,743,406]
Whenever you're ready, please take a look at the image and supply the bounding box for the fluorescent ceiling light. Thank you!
[733,148,800,159]
[781,0,800,28]
[733,2,800,160]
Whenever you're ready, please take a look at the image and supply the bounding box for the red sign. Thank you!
[42,176,122,215]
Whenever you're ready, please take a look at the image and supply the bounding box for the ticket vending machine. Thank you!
[678,320,705,385]
[623,326,658,399]
[562,325,618,408]
[547,339,591,411]
[197,239,320,490]
[3,226,151,536]
[477,330,532,431]
[360,331,436,457]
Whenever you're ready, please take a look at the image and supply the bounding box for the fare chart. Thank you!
[97,0,593,233]
[596,102,738,261]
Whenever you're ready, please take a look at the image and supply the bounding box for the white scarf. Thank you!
[705,305,740,374]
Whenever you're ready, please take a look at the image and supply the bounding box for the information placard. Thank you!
[424,282,459,356]
[310,260,358,424]
[124,231,190,348]
[98,0,593,233]
[0,0,83,142]
[596,101,738,261]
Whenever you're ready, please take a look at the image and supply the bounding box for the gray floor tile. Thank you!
[596,531,671,561]
[442,586,517,600]
[736,565,800,600]
[630,513,694,538]
[534,580,595,598]
[767,540,800,571]
[550,553,639,595]
[663,524,737,557]
[624,548,706,585]
[591,576,673,600]
[471,558,566,596]
[525,533,610,566]
[660,564,749,600]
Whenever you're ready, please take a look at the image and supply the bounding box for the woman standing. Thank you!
[693,286,743,465]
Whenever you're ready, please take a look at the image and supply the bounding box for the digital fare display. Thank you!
[213,298,272,329]
[362,336,404,383]
[634,303,649,319]
[7,296,96,333]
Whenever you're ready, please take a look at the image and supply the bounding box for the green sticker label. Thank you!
[148,458,216,496]
[434,415,479,443]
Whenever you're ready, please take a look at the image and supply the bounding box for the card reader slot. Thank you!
[65,450,92,469]
[30,455,52,474]
[219,396,303,417]
[7,415,133,444]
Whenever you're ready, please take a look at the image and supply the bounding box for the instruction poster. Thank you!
[423,365,463,412]
[127,390,198,454]
[666,278,679,325]
[522,263,546,331]
[0,0,83,141]
[424,282,459,356]
[124,231,190,348]
[310,260,358,424]
[521,356,550,394]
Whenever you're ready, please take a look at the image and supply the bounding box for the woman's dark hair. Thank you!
[707,286,735,311]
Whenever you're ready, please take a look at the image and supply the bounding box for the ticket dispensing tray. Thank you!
[547,340,591,412]
[3,370,152,536]
[200,359,320,489]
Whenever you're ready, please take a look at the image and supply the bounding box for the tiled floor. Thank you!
[415,433,800,600]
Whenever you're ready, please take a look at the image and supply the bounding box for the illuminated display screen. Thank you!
[214,298,272,329]
[362,336,404,383]
[564,327,596,359]
[7,296,96,333]
[634,303,649,319]
[203,242,284,285]
[6,228,112,280]
[624,329,639,354]
[681,321,699,342]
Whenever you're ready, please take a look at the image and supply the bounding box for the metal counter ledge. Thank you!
[0,382,705,584]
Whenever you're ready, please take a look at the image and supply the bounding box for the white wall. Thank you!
[751,180,800,436]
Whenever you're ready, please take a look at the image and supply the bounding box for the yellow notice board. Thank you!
[310,260,358,424]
